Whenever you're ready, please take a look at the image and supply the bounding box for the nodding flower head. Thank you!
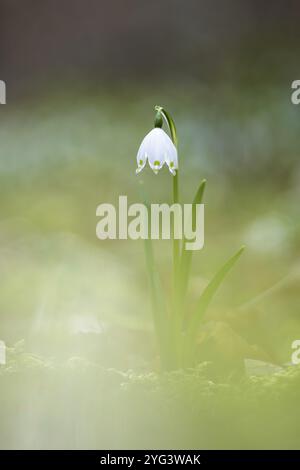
[136,110,178,176]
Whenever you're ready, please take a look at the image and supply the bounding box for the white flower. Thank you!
[136,128,178,175]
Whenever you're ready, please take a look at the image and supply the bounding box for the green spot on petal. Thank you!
[154,160,160,166]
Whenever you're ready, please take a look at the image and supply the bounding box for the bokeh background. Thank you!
[0,0,300,449]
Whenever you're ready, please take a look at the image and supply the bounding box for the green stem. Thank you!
[155,106,180,280]
[139,181,172,370]
[155,106,182,366]
[172,172,179,282]
[144,232,170,369]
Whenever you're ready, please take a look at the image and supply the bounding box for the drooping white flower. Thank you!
[136,128,178,175]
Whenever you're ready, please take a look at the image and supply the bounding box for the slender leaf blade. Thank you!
[187,246,245,337]
[179,179,207,301]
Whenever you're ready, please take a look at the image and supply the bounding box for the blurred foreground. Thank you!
[1,346,300,449]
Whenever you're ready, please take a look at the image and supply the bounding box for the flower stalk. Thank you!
[136,106,244,371]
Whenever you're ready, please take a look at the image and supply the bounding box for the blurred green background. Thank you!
[0,0,300,449]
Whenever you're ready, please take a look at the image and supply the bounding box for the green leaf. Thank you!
[191,178,207,227]
[184,246,245,364]
[138,180,173,370]
[190,246,245,331]
[179,179,207,302]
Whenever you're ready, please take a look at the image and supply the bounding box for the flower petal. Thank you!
[163,133,178,175]
[135,127,178,175]
[136,140,148,174]
[146,129,166,173]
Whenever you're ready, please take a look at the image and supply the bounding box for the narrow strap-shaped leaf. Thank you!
[188,246,245,335]
[238,271,296,312]
[179,179,207,303]
[138,181,172,370]
[184,246,245,365]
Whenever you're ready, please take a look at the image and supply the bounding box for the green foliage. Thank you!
[141,108,244,370]
[179,178,207,303]
[184,246,245,365]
